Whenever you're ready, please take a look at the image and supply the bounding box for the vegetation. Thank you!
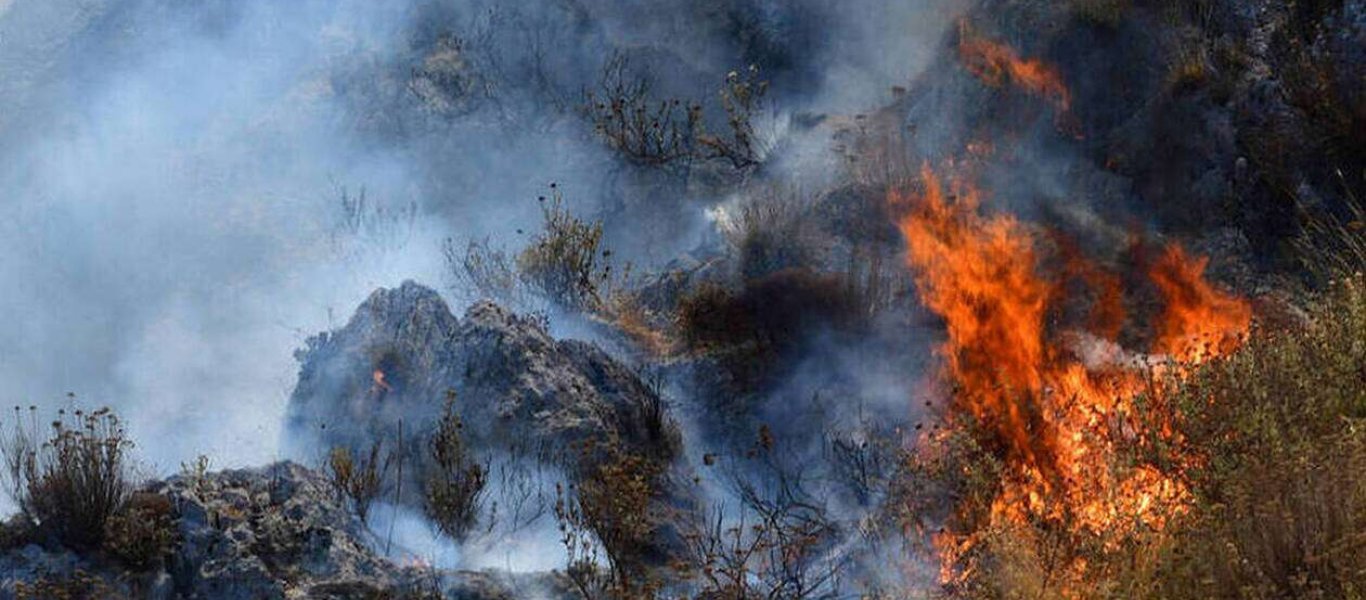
[325,441,388,524]
[1,406,134,551]
[422,391,488,541]
[553,448,665,598]
[585,57,772,172]
[920,274,1366,599]
[103,491,177,571]
[448,185,622,314]
[13,570,125,600]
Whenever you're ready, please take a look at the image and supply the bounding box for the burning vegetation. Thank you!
[4,0,1366,598]
[894,159,1253,593]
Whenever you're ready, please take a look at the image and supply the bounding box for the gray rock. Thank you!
[286,281,680,478]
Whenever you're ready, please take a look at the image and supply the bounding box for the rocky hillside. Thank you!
[0,462,568,599]
[889,0,1365,266]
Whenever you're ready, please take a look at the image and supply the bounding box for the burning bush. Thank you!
[893,163,1253,594]
[1147,275,1366,599]
[1,406,135,551]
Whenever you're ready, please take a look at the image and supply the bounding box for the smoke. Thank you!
[0,5,969,571]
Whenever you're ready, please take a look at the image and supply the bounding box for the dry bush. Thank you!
[445,236,523,307]
[1147,275,1366,599]
[1294,172,1366,283]
[445,186,623,316]
[0,514,36,551]
[1070,0,1129,27]
[517,186,616,311]
[13,570,125,600]
[103,491,177,571]
[697,65,772,170]
[675,270,867,389]
[325,441,387,524]
[1,406,134,551]
[423,392,487,541]
[584,55,771,172]
[585,52,701,169]
[555,451,663,597]
[681,430,843,599]
[715,186,819,280]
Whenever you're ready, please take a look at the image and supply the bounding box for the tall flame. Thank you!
[895,164,1251,587]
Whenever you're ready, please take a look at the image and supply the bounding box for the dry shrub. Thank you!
[1,406,133,551]
[715,186,819,280]
[447,185,620,315]
[584,55,770,171]
[445,237,522,307]
[103,491,177,571]
[1295,175,1366,283]
[13,570,125,600]
[0,514,36,551]
[325,441,387,524]
[1148,275,1366,599]
[423,392,487,541]
[676,270,867,388]
[585,52,701,169]
[555,451,662,597]
[1070,0,1129,27]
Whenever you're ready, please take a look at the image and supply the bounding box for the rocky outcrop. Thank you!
[0,462,569,599]
[286,281,679,471]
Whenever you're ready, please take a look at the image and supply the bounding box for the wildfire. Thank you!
[957,27,1071,112]
[895,164,1251,588]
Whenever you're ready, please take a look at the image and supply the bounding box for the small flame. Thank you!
[957,26,1071,113]
[372,369,391,393]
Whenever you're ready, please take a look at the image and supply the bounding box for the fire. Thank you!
[1149,244,1252,363]
[957,27,1071,112]
[372,369,391,393]
[895,163,1251,588]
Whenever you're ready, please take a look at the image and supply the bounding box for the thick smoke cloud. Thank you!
[0,0,963,482]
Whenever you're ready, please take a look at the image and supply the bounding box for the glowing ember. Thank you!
[957,26,1071,113]
[894,163,1251,588]
[372,369,391,393]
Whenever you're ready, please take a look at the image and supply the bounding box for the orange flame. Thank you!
[895,163,1251,587]
[1149,244,1252,363]
[957,28,1071,113]
[372,369,391,393]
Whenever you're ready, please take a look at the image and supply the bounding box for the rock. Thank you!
[286,281,680,475]
[0,462,571,599]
